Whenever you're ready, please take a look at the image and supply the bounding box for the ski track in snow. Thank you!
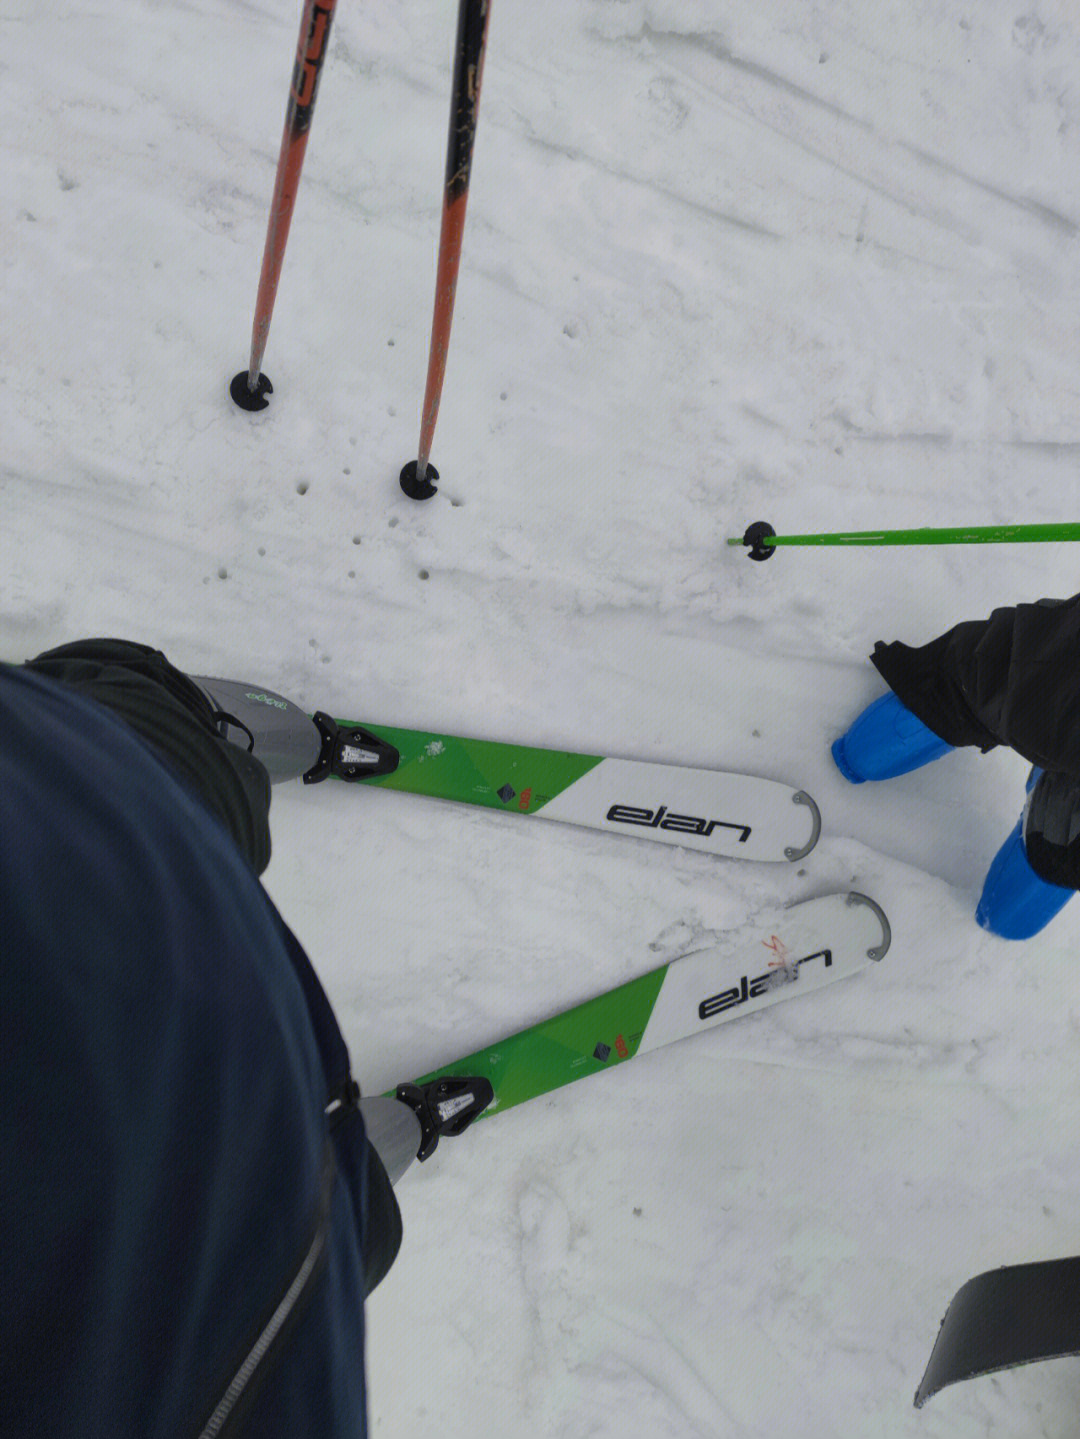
[4,0,1080,1435]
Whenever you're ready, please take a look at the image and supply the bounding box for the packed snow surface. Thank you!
[4,1,1079,1434]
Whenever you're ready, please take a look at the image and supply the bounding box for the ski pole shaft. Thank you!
[231,0,338,411]
[731,520,1080,560]
[400,0,491,499]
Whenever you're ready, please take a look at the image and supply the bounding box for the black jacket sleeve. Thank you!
[870,595,1080,777]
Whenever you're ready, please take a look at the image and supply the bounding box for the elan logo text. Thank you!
[698,949,832,1020]
[606,804,751,843]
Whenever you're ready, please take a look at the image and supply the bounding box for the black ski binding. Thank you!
[395,1075,494,1161]
[304,713,401,784]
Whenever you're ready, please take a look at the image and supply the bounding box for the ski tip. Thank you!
[785,791,821,861]
[846,892,891,960]
[913,1256,1080,1408]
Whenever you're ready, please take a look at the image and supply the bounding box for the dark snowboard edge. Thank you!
[915,1256,1080,1408]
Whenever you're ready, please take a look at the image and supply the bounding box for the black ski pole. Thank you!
[400,0,492,499]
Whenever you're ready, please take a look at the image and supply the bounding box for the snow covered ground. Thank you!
[4,0,1080,1433]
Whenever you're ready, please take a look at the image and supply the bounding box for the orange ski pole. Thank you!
[231,0,338,411]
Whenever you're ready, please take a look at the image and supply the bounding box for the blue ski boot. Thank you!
[976,813,1074,940]
[832,693,954,784]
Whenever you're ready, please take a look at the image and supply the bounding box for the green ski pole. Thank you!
[730,519,1080,560]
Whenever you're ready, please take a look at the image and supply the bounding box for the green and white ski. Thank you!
[196,677,821,862]
[381,892,890,1168]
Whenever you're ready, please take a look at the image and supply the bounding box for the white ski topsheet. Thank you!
[637,893,890,1056]
[535,756,820,861]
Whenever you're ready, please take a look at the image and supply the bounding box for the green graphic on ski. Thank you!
[194,678,820,862]
[386,892,890,1161]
